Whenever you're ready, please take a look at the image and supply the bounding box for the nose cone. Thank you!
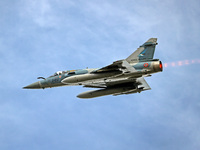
[77,90,101,99]
[23,81,41,89]
[77,93,91,99]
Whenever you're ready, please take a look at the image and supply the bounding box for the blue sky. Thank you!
[0,0,200,150]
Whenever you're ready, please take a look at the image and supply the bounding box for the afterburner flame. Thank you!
[164,59,200,68]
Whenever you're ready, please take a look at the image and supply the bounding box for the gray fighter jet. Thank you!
[23,38,162,99]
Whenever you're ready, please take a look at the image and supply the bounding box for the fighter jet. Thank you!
[23,38,162,99]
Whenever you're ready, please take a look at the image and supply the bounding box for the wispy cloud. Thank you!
[0,0,200,150]
[19,0,59,28]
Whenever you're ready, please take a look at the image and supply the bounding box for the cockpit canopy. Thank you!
[50,71,67,77]
[49,70,78,78]
[54,71,63,76]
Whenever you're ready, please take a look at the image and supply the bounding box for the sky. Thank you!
[0,0,200,150]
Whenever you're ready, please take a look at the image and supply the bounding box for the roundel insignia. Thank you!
[144,63,149,67]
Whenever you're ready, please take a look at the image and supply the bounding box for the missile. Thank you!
[77,87,139,99]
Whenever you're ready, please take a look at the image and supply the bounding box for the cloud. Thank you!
[19,0,59,28]
[0,0,200,150]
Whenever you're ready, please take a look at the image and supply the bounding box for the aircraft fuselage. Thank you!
[23,60,162,89]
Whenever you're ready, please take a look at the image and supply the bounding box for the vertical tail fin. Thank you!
[126,38,158,63]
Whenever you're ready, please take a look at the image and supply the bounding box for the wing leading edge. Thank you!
[93,59,137,73]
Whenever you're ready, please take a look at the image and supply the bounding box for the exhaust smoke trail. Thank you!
[164,59,200,68]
